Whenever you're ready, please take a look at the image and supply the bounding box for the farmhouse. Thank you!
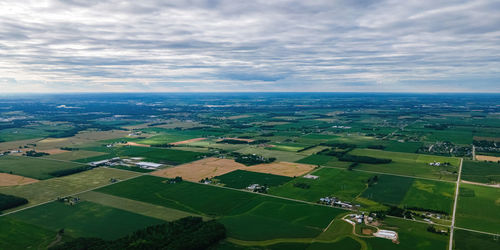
[429,161,441,166]
[303,174,319,180]
[136,162,163,169]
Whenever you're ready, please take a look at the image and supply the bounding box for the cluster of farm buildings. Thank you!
[89,157,162,170]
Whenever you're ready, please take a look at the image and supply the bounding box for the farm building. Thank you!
[303,174,319,180]
[136,162,162,169]
[89,159,110,167]
[373,230,398,241]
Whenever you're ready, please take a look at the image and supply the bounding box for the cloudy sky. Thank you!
[0,0,499,93]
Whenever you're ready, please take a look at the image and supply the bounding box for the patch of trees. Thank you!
[150,143,173,148]
[348,162,359,171]
[217,139,249,144]
[382,205,416,219]
[249,139,271,145]
[338,154,392,164]
[320,142,356,149]
[229,152,276,166]
[473,140,498,148]
[60,147,79,151]
[0,193,28,212]
[297,145,317,153]
[407,207,448,215]
[49,166,95,177]
[50,217,226,250]
[25,150,50,157]
[260,132,275,137]
[367,145,385,150]
[293,182,310,189]
[427,225,449,235]
[366,175,379,186]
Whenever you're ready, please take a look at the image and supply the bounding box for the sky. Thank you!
[0,0,499,93]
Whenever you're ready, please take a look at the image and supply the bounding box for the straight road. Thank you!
[449,158,463,250]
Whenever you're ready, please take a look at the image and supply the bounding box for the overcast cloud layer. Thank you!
[0,0,499,92]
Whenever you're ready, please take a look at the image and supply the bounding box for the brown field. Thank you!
[473,136,500,142]
[362,228,373,235]
[476,155,500,162]
[245,162,316,177]
[34,130,129,150]
[0,173,39,186]
[217,137,255,143]
[171,138,206,145]
[125,142,150,147]
[37,148,69,155]
[151,157,245,182]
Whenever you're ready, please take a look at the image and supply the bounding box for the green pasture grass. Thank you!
[78,145,206,165]
[8,200,163,240]
[296,154,332,166]
[361,174,414,206]
[349,149,460,181]
[0,216,57,250]
[270,167,372,203]
[45,150,107,161]
[461,160,500,184]
[456,183,500,234]
[79,191,201,221]
[0,155,82,180]
[383,141,423,153]
[95,175,343,241]
[364,217,448,250]
[0,168,140,211]
[401,179,455,214]
[0,128,52,142]
[454,229,500,250]
[236,146,306,162]
[215,170,292,189]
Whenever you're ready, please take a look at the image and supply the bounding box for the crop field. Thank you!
[0,167,140,210]
[270,167,372,202]
[0,173,38,186]
[0,155,83,180]
[45,150,107,161]
[401,179,455,214]
[349,149,460,181]
[456,183,500,233]
[244,162,316,177]
[296,154,353,168]
[361,175,414,206]
[461,160,500,184]
[0,216,57,250]
[151,157,246,182]
[7,200,164,240]
[95,175,343,241]
[215,170,292,189]
[236,146,306,162]
[79,145,206,165]
[454,229,500,250]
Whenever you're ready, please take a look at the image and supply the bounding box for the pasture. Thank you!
[461,160,500,184]
[0,167,140,210]
[456,183,500,233]
[349,149,460,181]
[215,170,292,189]
[7,200,164,240]
[95,175,344,241]
[0,156,83,180]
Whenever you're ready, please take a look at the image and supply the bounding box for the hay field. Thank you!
[170,137,206,145]
[151,157,245,181]
[476,155,500,162]
[0,173,38,186]
[245,161,316,177]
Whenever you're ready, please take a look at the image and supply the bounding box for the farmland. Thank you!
[0,93,498,249]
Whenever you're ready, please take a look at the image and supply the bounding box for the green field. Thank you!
[361,175,414,206]
[45,150,107,161]
[461,160,500,184]
[236,146,306,162]
[296,154,352,168]
[454,229,500,250]
[0,155,83,180]
[215,170,293,189]
[7,200,164,240]
[270,167,371,203]
[0,168,140,210]
[0,216,58,250]
[78,145,206,165]
[456,183,500,233]
[401,179,455,214]
[349,149,460,181]
[95,175,343,241]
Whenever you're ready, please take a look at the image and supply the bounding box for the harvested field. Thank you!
[151,157,245,181]
[476,155,500,162]
[36,148,69,155]
[245,162,316,177]
[0,173,38,186]
[170,137,206,145]
[124,142,150,147]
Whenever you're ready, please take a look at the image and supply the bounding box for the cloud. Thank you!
[0,0,498,92]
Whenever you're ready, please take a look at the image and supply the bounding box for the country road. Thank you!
[448,158,463,250]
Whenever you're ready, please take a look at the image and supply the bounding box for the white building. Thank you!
[373,230,398,241]
[303,174,319,180]
[135,162,162,169]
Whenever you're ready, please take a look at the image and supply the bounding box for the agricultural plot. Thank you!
[0,168,140,210]
[45,150,107,161]
[455,183,500,234]
[245,162,316,177]
[0,155,83,180]
[236,146,306,162]
[361,175,414,206]
[0,173,38,186]
[296,154,352,168]
[453,229,500,250]
[400,179,455,214]
[461,160,500,184]
[270,167,371,202]
[95,175,343,241]
[0,216,57,250]
[348,149,460,181]
[215,170,292,189]
[7,200,164,240]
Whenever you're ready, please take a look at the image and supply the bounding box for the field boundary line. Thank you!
[0,169,144,217]
[448,158,463,250]
[12,155,89,166]
[454,226,500,237]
